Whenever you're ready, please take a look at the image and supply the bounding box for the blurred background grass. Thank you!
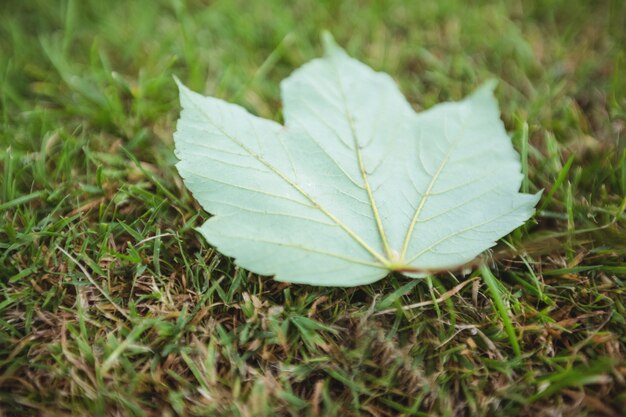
[1,0,625,416]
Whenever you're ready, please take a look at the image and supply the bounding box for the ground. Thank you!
[1,0,625,416]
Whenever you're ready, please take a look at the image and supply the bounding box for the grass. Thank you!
[1,0,625,415]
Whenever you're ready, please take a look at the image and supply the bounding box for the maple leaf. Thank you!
[174,34,540,286]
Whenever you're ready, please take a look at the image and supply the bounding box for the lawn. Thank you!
[1,0,625,416]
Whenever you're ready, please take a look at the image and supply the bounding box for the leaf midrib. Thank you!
[326,55,394,261]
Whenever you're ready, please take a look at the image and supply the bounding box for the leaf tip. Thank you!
[466,79,500,108]
[471,79,499,100]
[481,79,499,92]
[532,188,544,206]
[321,31,341,56]
[172,75,187,92]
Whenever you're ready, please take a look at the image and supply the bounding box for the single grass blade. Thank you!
[479,264,521,357]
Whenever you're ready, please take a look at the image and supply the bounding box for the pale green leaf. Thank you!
[174,34,541,286]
